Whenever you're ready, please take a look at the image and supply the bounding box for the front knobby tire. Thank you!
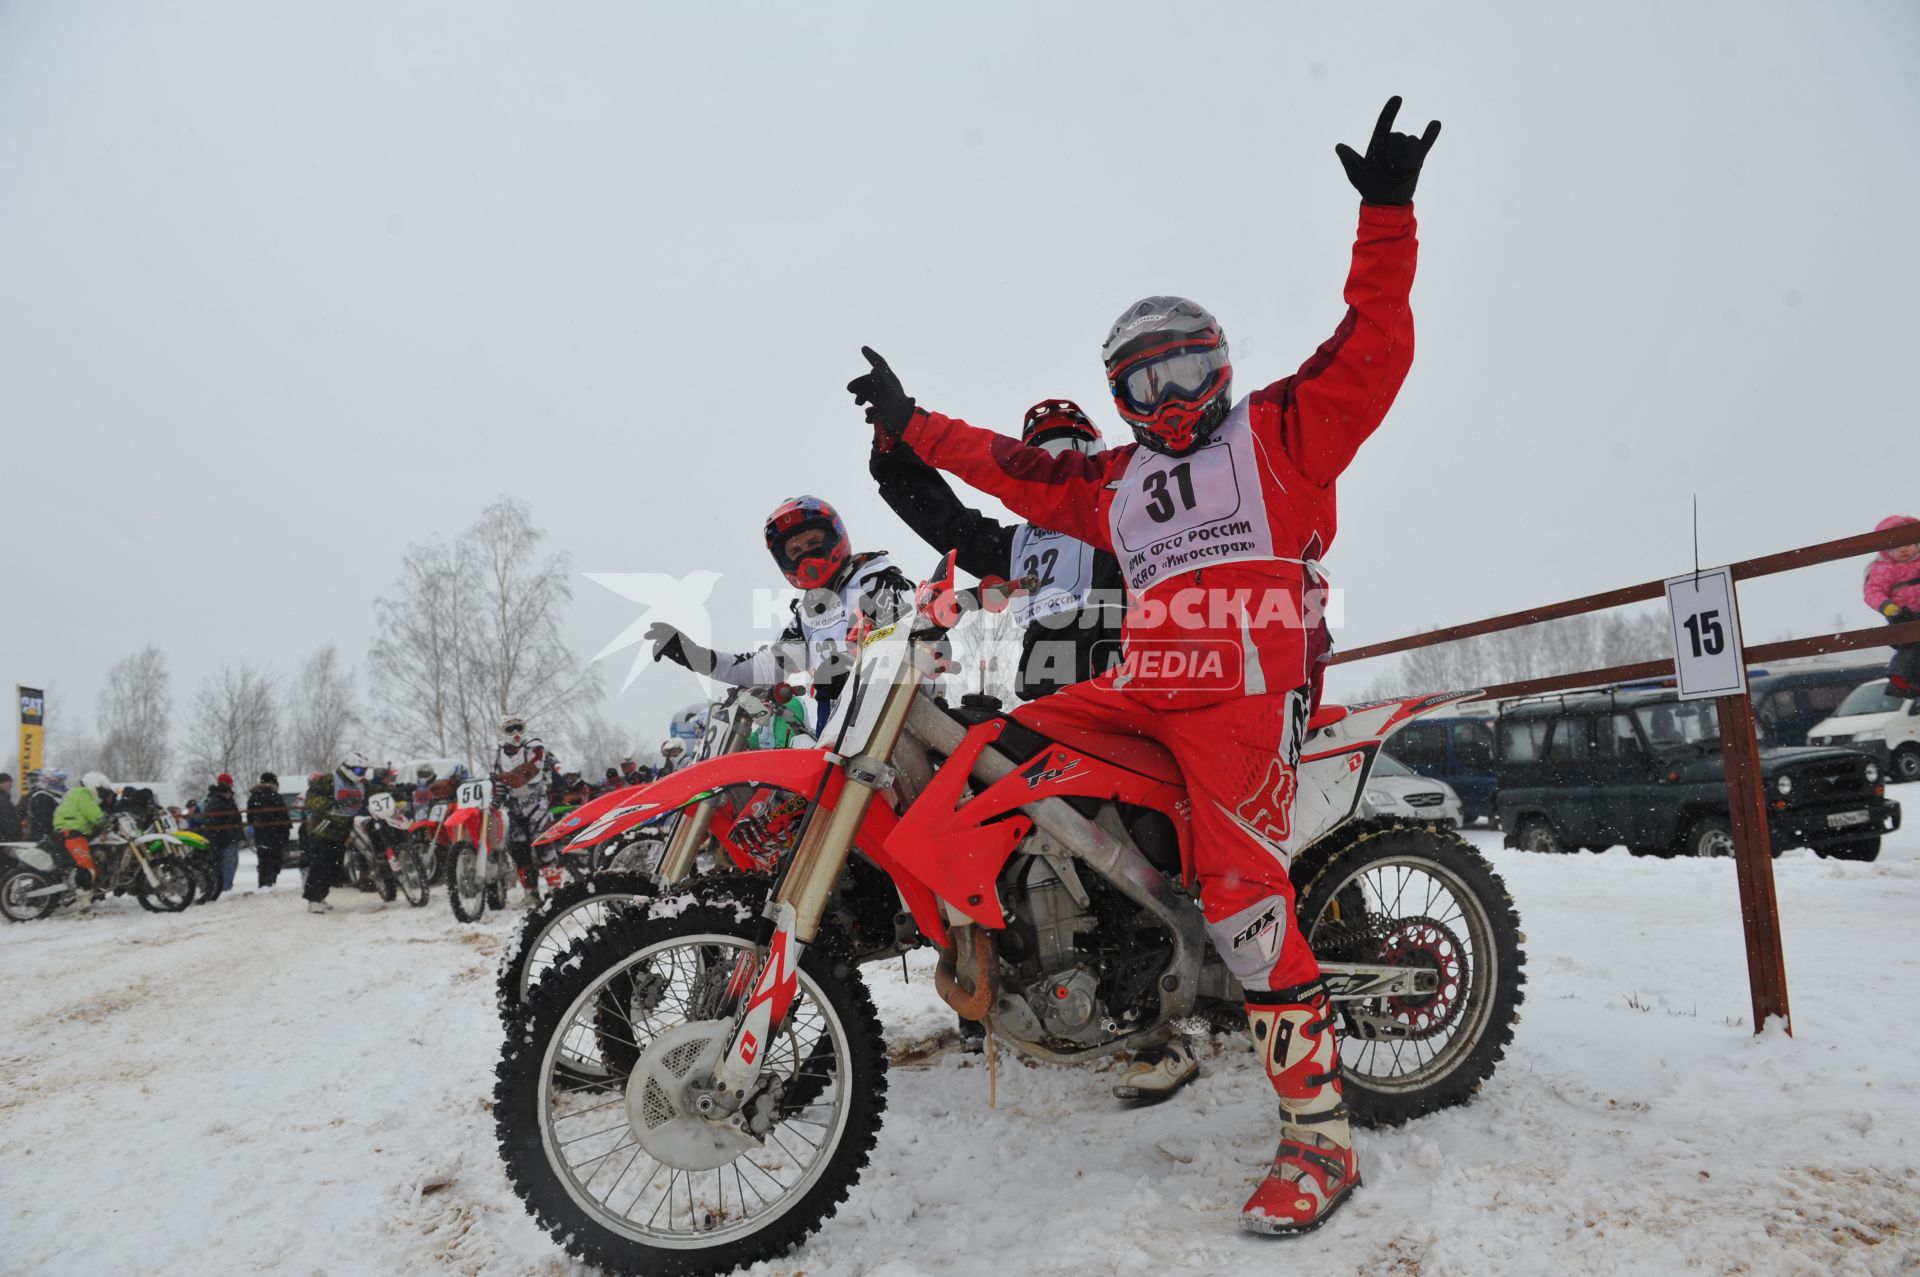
[496,870,660,1026]
[136,861,196,913]
[1295,821,1526,1128]
[495,901,887,1277]
[450,844,489,923]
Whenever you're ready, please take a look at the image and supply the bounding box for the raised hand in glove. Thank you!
[1335,96,1441,206]
[847,346,916,439]
[647,622,717,675]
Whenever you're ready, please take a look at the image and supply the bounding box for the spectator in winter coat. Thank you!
[200,776,246,894]
[618,758,645,787]
[247,772,291,890]
[0,774,19,842]
[1866,515,1920,698]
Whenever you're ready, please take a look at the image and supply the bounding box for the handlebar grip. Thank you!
[771,682,796,706]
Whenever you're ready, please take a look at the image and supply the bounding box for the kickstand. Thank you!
[987,1025,998,1109]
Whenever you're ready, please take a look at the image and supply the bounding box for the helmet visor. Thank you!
[1114,345,1230,417]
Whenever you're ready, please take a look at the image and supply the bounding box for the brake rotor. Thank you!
[1376,916,1466,1039]
[626,1020,759,1171]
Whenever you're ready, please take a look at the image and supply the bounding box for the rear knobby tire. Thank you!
[1295,821,1526,1129]
[0,868,60,922]
[397,846,431,906]
[495,901,887,1277]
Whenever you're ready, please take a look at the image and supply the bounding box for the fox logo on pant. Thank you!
[1232,905,1280,953]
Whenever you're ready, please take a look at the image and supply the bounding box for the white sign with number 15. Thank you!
[1665,566,1747,701]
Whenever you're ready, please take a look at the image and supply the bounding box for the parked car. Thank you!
[1494,688,1899,861]
[1806,678,1920,783]
[1748,661,1885,747]
[1361,754,1464,826]
[1380,713,1500,824]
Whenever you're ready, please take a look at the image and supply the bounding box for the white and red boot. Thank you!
[1240,981,1360,1236]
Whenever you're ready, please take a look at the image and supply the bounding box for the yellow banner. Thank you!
[17,687,44,779]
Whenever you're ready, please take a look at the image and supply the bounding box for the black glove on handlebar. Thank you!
[847,346,916,439]
[1335,96,1441,206]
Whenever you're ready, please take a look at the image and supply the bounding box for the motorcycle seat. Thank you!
[1308,704,1349,732]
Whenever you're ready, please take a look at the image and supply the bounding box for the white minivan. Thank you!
[1804,678,1920,783]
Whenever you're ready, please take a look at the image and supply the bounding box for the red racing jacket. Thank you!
[901,203,1418,708]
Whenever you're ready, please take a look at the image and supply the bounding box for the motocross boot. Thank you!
[1240,981,1360,1236]
[1111,1037,1199,1102]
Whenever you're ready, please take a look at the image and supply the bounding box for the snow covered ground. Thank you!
[3,825,1917,1277]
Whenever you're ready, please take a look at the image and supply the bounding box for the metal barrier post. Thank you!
[1715,688,1792,1035]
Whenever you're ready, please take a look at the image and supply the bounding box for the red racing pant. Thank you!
[1012,673,1320,993]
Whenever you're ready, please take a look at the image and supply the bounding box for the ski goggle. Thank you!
[1037,436,1094,457]
[1110,343,1230,418]
[347,765,368,779]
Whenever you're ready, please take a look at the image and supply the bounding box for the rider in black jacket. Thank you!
[870,399,1125,700]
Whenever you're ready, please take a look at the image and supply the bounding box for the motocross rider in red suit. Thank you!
[849,98,1440,1236]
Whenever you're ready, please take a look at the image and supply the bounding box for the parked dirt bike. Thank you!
[499,686,802,1029]
[447,779,534,922]
[1,812,197,921]
[341,794,430,907]
[406,792,458,885]
[137,808,216,904]
[494,558,1527,1275]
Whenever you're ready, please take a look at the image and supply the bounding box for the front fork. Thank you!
[653,710,762,885]
[711,644,930,1098]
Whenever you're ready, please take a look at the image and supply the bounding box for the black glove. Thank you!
[847,346,916,439]
[1335,96,1441,206]
[647,622,717,675]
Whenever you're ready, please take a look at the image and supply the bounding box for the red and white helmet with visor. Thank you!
[1101,296,1232,455]
[1019,399,1103,456]
[764,496,851,590]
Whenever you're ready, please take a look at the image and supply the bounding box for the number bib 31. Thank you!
[1110,397,1275,593]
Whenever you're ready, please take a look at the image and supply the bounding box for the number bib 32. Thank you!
[1110,397,1275,593]
[1009,522,1095,625]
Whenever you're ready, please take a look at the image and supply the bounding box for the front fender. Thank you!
[541,749,833,849]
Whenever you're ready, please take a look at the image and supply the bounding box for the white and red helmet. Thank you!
[1101,296,1232,455]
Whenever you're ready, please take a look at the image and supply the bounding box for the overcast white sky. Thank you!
[3,1,1917,761]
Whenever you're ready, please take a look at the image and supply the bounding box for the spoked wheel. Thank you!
[495,898,887,1277]
[450,844,489,923]
[136,860,196,913]
[412,835,443,885]
[497,871,660,1026]
[1297,822,1526,1127]
[0,868,61,922]
[396,846,431,907]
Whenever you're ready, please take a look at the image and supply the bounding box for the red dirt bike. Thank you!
[405,788,461,885]
[444,779,518,922]
[494,556,1526,1276]
[499,687,811,1027]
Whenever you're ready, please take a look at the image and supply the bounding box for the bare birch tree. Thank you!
[97,645,173,778]
[181,663,280,786]
[287,643,359,771]
[370,497,600,765]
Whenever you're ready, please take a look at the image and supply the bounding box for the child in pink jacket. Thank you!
[1866,515,1920,697]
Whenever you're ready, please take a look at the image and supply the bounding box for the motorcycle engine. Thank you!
[996,850,1172,1050]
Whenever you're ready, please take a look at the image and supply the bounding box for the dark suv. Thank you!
[1495,689,1899,861]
